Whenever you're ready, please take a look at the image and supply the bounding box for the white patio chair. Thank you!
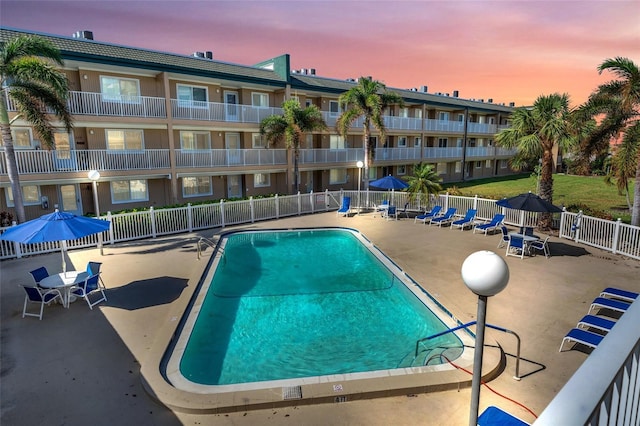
[21,285,62,320]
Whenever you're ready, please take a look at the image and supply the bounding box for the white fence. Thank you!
[1,191,639,261]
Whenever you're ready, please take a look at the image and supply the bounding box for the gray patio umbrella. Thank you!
[495,192,562,213]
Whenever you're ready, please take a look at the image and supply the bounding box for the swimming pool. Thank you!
[166,228,473,396]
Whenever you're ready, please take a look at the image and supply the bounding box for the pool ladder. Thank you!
[197,237,217,259]
[414,321,522,381]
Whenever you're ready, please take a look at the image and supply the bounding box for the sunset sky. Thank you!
[2,0,639,107]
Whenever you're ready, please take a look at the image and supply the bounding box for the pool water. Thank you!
[175,229,462,386]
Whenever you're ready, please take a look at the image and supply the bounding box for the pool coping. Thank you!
[140,227,506,413]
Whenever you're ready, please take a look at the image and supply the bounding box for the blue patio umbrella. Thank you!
[495,192,562,213]
[369,175,409,190]
[0,209,111,272]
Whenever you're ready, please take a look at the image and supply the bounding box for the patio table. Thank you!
[509,232,540,255]
[39,271,89,308]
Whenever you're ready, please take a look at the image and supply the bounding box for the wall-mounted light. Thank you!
[218,133,222,137]
[216,89,220,93]
[89,129,94,135]
[83,74,88,80]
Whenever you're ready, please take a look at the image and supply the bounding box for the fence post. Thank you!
[612,218,622,254]
[310,190,315,214]
[150,206,157,238]
[220,199,226,228]
[250,196,255,223]
[187,203,193,232]
[297,191,302,215]
[107,211,114,244]
[325,189,330,210]
[444,192,450,210]
[573,210,583,243]
[473,194,478,210]
[275,194,280,218]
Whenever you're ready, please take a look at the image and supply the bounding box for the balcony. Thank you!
[171,100,282,124]
[175,149,287,168]
[0,149,170,175]
[5,91,167,118]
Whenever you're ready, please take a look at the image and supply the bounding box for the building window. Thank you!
[368,167,377,180]
[330,135,346,150]
[305,99,313,108]
[252,133,266,148]
[438,111,449,121]
[397,165,406,175]
[438,138,448,148]
[6,185,40,207]
[458,113,465,122]
[111,179,148,203]
[486,160,492,168]
[182,176,212,197]
[100,76,140,102]
[329,169,347,184]
[398,136,407,147]
[475,161,482,169]
[177,84,207,107]
[399,108,409,118]
[106,130,144,151]
[455,161,462,173]
[436,163,447,175]
[6,128,34,149]
[456,138,464,147]
[415,109,423,119]
[414,137,422,147]
[329,100,340,116]
[251,93,269,107]
[180,131,211,150]
[500,160,508,169]
[254,173,270,187]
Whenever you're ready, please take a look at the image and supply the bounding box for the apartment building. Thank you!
[0,27,517,221]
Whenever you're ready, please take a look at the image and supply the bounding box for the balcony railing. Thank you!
[171,100,282,123]
[3,89,507,134]
[0,149,170,174]
[175,149,287,168]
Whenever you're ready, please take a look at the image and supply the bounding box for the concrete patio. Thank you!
[1,211,638,425]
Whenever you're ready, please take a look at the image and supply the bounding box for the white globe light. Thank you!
[461,251,509,296]
[88,170,101,181]
[357,161,364,168]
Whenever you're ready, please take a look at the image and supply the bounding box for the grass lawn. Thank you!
[443,173,634,223]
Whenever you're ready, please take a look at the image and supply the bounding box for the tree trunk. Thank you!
[632,154,640,227]
[537,147,555,230]
[1,123,26,223]
[362,127,370,191]
[293,147,300,194]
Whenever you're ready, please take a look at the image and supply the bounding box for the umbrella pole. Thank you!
[61,240,67,276]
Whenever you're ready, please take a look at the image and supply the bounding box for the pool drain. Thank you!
[282,386,303,400]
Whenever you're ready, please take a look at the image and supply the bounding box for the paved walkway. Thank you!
[1,212,638,425]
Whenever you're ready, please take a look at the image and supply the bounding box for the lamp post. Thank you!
[88,170,103,255]
[356,160,364,213]
[461,251,509,426]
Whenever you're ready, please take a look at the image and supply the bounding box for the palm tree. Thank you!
[495,93,579,229]
[579,57,640,226]
[1,35,72,223]
[403,162,442,207]
[260,99,327,193]
[336,77,403,190]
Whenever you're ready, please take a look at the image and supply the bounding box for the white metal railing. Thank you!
[423,147,464,159]
[4,90,508,135]
[1,192,638,261]
[0,149,170,174]
[5,90,167,118]
[171,100,282,123]
[534,299,640,425]
[175,149,287,168]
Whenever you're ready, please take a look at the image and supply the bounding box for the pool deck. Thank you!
[2,211,639,425]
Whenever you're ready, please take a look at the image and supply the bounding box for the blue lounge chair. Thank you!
[559,328,604,352]
[588,297,631,315]
[337,196,351,217]
[414,205,441,224]
[478,406,530,426]
[450,209,477,231]
[600,287,638,303]
[473,213,505,235]
[576,314,616,333]
[429,207,456,227]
